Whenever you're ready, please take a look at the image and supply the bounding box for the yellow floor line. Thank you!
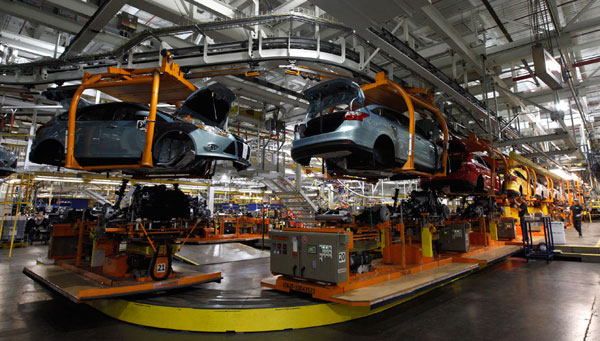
[173,254,200,266]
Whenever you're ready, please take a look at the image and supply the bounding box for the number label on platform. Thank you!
[338,252,346,263]
[157,263,166,273]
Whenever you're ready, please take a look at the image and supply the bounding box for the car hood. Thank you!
[304,78,364,120]
[177,83,235,129]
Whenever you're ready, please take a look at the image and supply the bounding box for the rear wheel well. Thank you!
[476,175,484,192]
[372,135,395,168]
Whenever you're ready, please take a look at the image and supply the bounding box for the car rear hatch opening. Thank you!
[304,78,365,120]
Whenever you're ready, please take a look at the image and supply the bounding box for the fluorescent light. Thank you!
[35,176,84,183]
[555,100,569,112]
[550,168,575,180]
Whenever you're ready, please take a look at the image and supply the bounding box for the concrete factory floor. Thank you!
[1,225,599,340]
[564,222,600,246]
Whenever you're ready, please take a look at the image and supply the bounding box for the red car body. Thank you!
[421,152,501,194]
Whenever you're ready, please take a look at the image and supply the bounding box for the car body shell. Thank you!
[291,79,442,179]
[533,176,550,200]
[421,152,501,194]
[505,167,532,197]
[30,91,250,176]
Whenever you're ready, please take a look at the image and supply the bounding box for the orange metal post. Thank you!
[400,222,406,268]
[138,222,157,253]
[141,70,160,167]
[75,220,84,266]
[524,166,531,200]
[66,75,101,169]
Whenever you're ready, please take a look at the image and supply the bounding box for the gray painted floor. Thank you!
[175,243,269,266]
[564,221,600,246]
[1,238,598,340]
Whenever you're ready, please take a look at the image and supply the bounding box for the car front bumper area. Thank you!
[190,130,251,170]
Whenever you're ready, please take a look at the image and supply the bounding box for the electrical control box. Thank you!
[439,223,470,253]
[270,230,350,283]
[498,218,517,239]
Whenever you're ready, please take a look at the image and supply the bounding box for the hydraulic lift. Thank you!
[24,182,222,303]
[262,189,520,307]
[184,215,271,244]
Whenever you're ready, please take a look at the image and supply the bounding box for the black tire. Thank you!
[153,132,194,166]
[379,205,391,222]
[372,137,394,168]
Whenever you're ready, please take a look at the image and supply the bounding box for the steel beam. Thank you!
[521,148,578,158]
[0,0,126,47]
[0,30,64,58]
[128,0,194,25]
[61,0,127,57]
[272,0,308,13]
[45,0,97,17]
[494,132,571,147]
[185,0,238,18]
[421,5,483,71]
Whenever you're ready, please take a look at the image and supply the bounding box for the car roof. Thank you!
[57,102,179,122]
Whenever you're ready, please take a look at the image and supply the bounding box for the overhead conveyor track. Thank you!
[0,13,369,85]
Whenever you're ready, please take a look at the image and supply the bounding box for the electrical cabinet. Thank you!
[498,218,517,239]
[439,223,470,253]
[270,230,350,283]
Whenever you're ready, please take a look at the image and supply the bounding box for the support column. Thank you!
[207,185,215,215]
[295,164,302,192]
[489,219,498,241]
[23,108,37,170]
[421,225,433,258]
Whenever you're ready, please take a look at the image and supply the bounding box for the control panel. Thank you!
[439,222,470,253]
[270,230,350,283]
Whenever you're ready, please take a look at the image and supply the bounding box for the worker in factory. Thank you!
[515,195,529,243]
[570,200,584,238]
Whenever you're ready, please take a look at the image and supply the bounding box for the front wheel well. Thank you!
[152,131,195,166]
[31,139,64,166]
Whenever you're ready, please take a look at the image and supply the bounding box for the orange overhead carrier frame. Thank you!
[65,53,197,171]
[360,72,448,177]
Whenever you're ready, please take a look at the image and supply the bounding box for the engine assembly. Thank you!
[400,190,450,222]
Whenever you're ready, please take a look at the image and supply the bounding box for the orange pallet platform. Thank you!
[24,264,221,303]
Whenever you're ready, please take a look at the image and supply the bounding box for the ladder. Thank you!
[263,177,318,227]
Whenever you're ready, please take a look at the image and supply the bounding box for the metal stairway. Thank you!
[262,177,319,227]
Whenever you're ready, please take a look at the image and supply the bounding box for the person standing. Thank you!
[570,200,584,238]
[515,195,529,243]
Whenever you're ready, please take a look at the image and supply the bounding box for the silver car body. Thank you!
[291,78,441,178]
[30,84,250,176]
